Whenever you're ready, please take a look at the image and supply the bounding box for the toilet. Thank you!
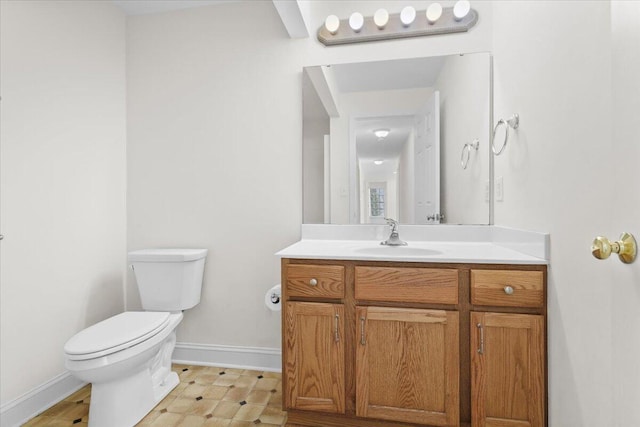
[63,248,208,427]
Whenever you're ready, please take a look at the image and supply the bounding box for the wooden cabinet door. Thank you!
[284,302,345,414]
[356,306,459,426]
[471,312,545,427]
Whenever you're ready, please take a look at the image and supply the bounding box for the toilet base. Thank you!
[88,367,178,427]
[82,326,180,427]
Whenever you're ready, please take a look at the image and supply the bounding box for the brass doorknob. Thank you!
[591,232,637,264]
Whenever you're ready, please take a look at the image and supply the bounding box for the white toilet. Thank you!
[64,248,208,427]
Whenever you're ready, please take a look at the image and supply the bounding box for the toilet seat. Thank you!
[64,312,171,361]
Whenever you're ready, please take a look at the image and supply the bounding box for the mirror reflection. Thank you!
[303,52,492,225]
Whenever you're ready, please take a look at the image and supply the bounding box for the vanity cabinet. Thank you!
[281,260,547,427]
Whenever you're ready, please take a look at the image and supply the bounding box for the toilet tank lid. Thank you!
[128,248,208,262]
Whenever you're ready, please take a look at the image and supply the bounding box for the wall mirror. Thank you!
[303,52,492,225]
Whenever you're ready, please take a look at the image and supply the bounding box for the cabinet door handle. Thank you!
[334,314,340,342]
[476,323,484,354]
[360,316,366,346]
[309,278,318,286]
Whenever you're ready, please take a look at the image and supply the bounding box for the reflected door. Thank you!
[414,91,440,224]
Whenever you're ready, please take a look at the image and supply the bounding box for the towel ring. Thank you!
[492,114,520,155]
[460,139,480,169]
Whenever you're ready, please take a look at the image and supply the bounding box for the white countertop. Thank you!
[276,238,548,265]
[276,227,549,265]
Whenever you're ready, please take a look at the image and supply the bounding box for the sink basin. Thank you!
[353,246,442,257]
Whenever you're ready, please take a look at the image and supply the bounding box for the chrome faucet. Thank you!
[381,218,408,246]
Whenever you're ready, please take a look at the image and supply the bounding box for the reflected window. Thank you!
[369,184,386,218]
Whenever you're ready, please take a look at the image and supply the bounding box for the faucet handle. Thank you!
[384,218,398,232]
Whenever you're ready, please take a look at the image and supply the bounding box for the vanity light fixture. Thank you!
[400,6,416,27]
[324,14,340,35]
[453,0,471,21]
[374,129,390,139]
[317,3,478,46]
[349,12,364,32]
[373,8,389,29]
[426,3,443,24]
[374,160,384,165]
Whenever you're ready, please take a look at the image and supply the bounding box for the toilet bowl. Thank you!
[63,248,207,427]
[65,312,183,427]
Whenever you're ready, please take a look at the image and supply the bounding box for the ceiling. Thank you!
[111,0,237,16]
[331,56,445,93]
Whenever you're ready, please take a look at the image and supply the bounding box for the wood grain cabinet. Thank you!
[284,301,345,414]
[470,312,544,427]
[356,306,459,426]
[469,268,546,427]
[281,260,547,427]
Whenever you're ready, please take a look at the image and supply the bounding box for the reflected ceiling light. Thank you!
[426,3,443,24]
[349,12,364,32]
[374,160,384,165]
[373,8,389,29]
[324,15,340,34]
[400,6,416,27]
[374,129,390,139]
[453,0,471,21]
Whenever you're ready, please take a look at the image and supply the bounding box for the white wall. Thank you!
[125,1,305,349]
[303,117,329,224]
[0,0,127,405]
[126,0,492,350]
[492,1,639,426]
[399,131,415,223]
[436,53,491,224]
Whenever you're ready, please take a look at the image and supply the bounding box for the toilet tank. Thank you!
[128,249,208,311]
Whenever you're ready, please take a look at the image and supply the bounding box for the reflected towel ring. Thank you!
[461,139,480,169]
[492,114,520,155]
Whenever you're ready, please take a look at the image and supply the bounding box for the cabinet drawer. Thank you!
[471,269,544,308]
[355,267,458,304]
[285,264,345,298]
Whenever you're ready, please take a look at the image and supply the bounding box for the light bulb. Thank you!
[325,15,340,34]
[400,6,416,27]
[374,129,390,139]
[373,8,389,29]
[349,12,364,32]
[374,160,384,165]
[453,0,471,21]
[426,3,443,24]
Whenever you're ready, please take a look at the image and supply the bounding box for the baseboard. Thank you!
[172,342,282,372]
[0,371,86,427]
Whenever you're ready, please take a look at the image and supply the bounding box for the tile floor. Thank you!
[22,364,287,427]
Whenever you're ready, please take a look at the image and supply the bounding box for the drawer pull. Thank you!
[334,314,340,342]
[360,316,366,346]
[477,323,484,354]
[309,278,318,286]
[504,285,514,295]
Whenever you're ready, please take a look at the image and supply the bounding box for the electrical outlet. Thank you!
[495,176,504,202]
